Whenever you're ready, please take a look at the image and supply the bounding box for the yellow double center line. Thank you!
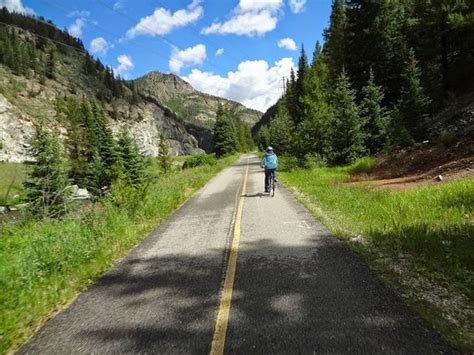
[210,159,250,355]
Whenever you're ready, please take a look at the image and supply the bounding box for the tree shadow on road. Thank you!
[23,237,453,354]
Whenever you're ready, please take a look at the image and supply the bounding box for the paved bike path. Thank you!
[20,155,452,353]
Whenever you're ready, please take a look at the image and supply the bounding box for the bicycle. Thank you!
[269,171,276,197]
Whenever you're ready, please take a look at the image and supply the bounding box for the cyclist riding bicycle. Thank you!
[261,146,278,193]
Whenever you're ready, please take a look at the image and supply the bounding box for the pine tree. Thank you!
[23,123,70,218]
[395,49,431,142]
[212,104,238,157]
[269,102,295,155]
[158,133,173,173]
[327,71,365,165]
[301,42,332,156]
[293,45,309,126]
[117,130,146,187]
[323,0,347,83]
[360,69,390,153]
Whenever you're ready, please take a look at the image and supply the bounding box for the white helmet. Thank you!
[266,146,273,152]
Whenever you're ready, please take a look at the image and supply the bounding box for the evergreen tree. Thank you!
[117,130,146,187]
[158,133,173,173]
[23,123,70,218]
[323,0,347,83]
[212,104,238,157]
[345,0,408,104]
[360,69,390,153]
[327,71,365,165]
[269,102,295,156]
[301,43,332,156]
[395,49,431,142]
[293,45,309,126]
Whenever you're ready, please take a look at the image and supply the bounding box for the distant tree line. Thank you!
[256,0,474,165]
[212,103,254,157]
[0,7,140,102]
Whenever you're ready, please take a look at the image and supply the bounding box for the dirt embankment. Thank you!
[353,136,474,190]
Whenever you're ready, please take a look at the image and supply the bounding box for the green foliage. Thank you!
[437,129,456,147]
[157,133,173,173]
[212,104,238,157]
[277,156,300,172]
[395,49,432,142]
[360,69,391,153]
[0,155,237,354]
[255,0,474,164]
[345,156,377,175]
[182,153,217,169]
[23,124,70,218]
[326,71,365,165]
[116,130,146,187]
[236,120,254,152]
[303,153,327,169]
[0,163,26,206]
[323,0,347,82]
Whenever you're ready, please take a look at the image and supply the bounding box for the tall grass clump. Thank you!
[345,156,377,175]
[182,153,217,169]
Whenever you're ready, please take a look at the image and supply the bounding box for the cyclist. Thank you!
[261,146,278,193]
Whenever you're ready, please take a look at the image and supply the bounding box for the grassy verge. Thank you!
[280,165,473,351]
[0,162,26,206]
[0,155,237,353]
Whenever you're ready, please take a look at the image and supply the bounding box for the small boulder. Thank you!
[0,206,7,214]
[434,175,443,182]
[70,185,91,200]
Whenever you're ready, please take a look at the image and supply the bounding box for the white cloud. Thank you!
[90,37,112,55]
[114,54,134,77]
[215,48,224,56]
[183,57,295,112]
[201,0,284,37]
[278,37,297,51]
[113,1,123,10]
[127,0,203,38]
[67,10,90,18]
[68,18,86,38]
[289,0,306,14]
[0,0,34,14]
[169,44,206,73]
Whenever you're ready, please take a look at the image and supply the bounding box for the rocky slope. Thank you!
[0,63,202,162]
[134,71,262,128]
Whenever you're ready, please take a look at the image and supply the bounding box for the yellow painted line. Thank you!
[210,158,250,355]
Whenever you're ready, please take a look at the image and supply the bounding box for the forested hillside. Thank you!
[255,0,474,165]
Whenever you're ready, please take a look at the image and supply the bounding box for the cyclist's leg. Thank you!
[272,169,277,182]
[264,169,270,192]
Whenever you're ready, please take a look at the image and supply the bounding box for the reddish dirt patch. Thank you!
[350,135,474,190]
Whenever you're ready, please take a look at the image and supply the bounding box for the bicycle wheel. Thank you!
[271,175,276,197]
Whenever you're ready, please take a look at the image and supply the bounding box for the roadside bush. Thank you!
[345,156,377,175]
[303,154,327,169]
[278,156,300,172]
[182,153,217,169]
[437,129,456,148]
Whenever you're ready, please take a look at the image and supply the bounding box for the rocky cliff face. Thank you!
[0,66,202,163]
[134,71,262,127]
[0,94,34,162]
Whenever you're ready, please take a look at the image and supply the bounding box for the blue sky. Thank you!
[5,0,332,111]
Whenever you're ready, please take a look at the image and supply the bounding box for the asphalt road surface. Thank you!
[20,155,453,354]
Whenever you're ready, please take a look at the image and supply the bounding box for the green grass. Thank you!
[0,155,237,353]
[0,163,27,206]
[345,156,377,175]
[280,166,474,350]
